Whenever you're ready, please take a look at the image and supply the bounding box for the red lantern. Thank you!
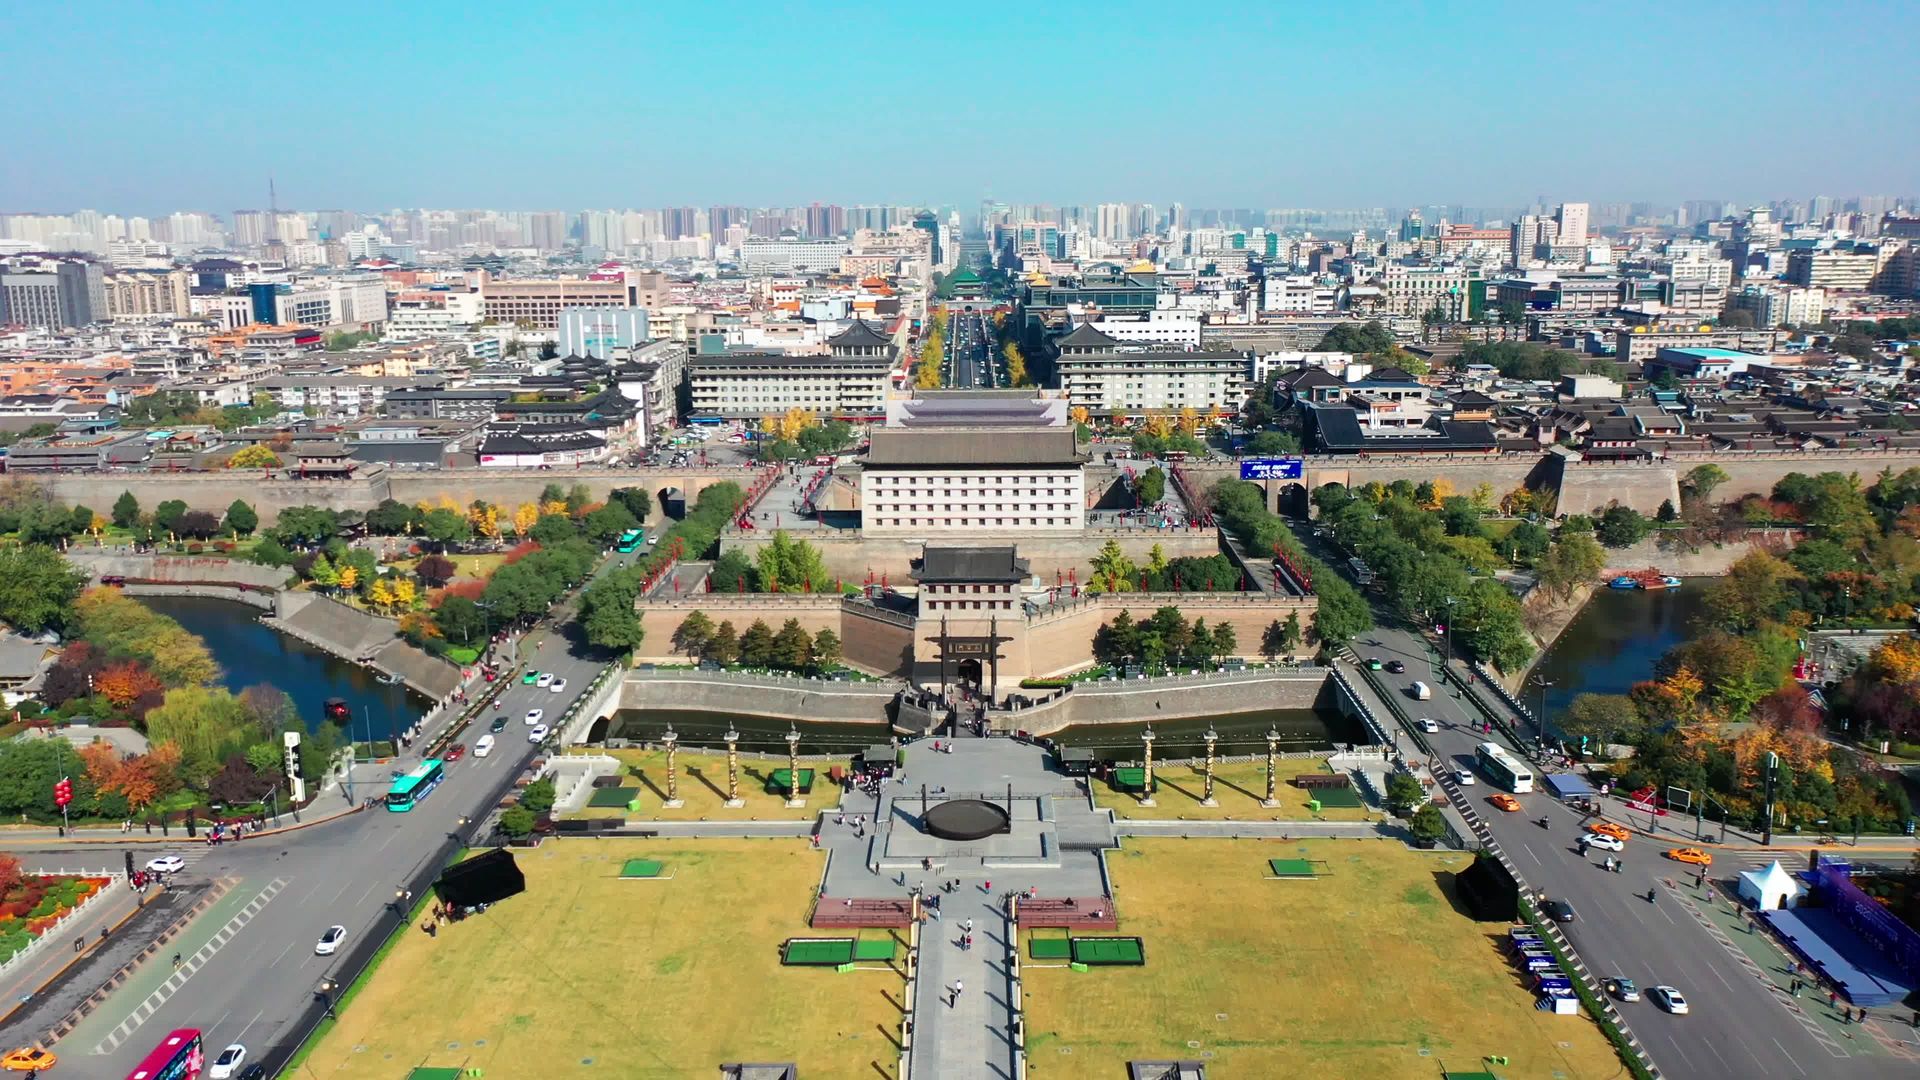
[53,777,72,808]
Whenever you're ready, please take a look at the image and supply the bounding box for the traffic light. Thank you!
[53,777,72,808]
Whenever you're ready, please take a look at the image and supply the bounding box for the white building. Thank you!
[1052,323,1249,420]
[1082,307,1202,349]
[687,320,894,419]
[1728,284,1826,327]
[1379,264,1471,319]
[861,425,1087,534]
[740,236,849,274]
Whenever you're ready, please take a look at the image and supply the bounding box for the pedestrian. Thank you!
[983,880,992,894]
[964,917,973,934]
[1830,990,1839,1009]
[949,979,963,1007]
[1028,886,1038,900]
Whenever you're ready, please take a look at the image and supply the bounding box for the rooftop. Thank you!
[915,546,1029,584]
[865,427,1086,468]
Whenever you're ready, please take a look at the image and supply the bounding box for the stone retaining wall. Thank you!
[617,672,900,725]
[1010,670,1333,737]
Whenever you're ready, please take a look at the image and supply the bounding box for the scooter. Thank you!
[1537,816,1551,830]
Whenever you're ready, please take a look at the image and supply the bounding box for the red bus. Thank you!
[125,1027,204,1080]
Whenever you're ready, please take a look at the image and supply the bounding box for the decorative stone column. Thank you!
[724,725,744,807]
[662,726,683,809]
[1140,727,1157,807]
[784,724,805,809]
[1200,726,1219,807]
[1262,726,1281,808]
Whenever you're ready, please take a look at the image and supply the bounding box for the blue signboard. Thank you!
[1239,457,1304,480]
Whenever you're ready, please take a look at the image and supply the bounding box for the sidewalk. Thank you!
[0,880,143,1023]
[909,894,1016,1079]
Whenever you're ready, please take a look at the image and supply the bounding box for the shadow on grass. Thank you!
[881,987,905,1014]
[876,1022,901,1052]
[1215,775,1267,805]
[632,770,666,802]
[686,765,728,802]
[1430,870,1479,921]
[870,1061,893,1080]
[1156,776,1203,804]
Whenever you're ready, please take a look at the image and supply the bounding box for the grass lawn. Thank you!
[1091,758,1376,822]
[562,749,852,820]
[1022,838,1621,1080]
[301,839,901,1079]
[392,552,511,582]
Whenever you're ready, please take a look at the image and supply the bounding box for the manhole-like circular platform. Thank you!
[923,799,1011,841]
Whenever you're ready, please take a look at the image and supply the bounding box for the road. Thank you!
[1352,622,1919,1079]
[0,560,639,1074]
[944,311,1000,390]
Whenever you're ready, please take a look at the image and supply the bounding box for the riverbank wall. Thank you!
[617,670,904,725]
[993,669,1334,737]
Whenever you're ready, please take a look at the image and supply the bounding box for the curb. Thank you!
[39,877,236,1045]
[10,802,370,846]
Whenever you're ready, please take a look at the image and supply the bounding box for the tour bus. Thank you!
[615,528,645,553]
[1475,741,1535,794]
[124,1027,204,1079]
[386,758,446,812]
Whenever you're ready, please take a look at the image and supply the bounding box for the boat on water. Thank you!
[1608,573,1683,591]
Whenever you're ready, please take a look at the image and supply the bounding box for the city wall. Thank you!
[1008,670,1333,737]
[718,528,1221,581]
[615,671,899,725]
[38,448,1920,528]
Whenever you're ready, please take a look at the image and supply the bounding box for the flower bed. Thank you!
[0,875,111,965]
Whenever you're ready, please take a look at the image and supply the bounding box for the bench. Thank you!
[1015,897,1118,931]
[810,898,914,930]
[1292,774,1352,790]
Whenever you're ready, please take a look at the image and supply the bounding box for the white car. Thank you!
[550,677,568,694]
[209,1043,247,1078]
[1416,718,1440,733]
[1454,769,1475,786]
[145,855,186,874]
[315,924,346,955]
[528,724,550,743]
[535,672,555,688]
[1580,832,1626,853]
[1648,985,1689,1014]
[473,734,495,758]
[525,708,544,725]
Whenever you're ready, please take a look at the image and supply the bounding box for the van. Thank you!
[1410,681,1433,701]
[473,734,496,758]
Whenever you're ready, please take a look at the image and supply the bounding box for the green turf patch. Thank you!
[1029,937,1073,960]
[852,937,898,961]
[407,1070,466,1080]
[767,768,816,795]
[1070,936,1145,966]
[1308,786,1365,808]
[781,937,855,966]
[1110,767,1156,793]
[1268,858,1319,878]
[590,786,640,808]
[620,859,666,879]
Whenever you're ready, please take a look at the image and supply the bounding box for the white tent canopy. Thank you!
[1737,860,1806,910]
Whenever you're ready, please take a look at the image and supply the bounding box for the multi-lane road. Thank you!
[0,554,641,1074]
[1353,622,1919,1079]
[944,311,1001,389]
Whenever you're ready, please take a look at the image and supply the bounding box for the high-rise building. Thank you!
[231,210,268,247]
[1554,202,1589,247]
[0,258,105,328]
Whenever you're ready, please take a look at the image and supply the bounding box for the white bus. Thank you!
[1475,741,1534,794]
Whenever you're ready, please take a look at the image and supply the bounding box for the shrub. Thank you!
[1019,677,1072,689]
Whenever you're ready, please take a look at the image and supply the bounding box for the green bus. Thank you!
[386,758,445,811]
[616,528,645,553]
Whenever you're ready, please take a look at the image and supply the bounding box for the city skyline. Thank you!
[7,1,1919,213]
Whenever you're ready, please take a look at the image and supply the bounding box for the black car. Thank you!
[1542,899,1577,923]
[1385,660,1407,674]
[237,1065,269,1080]
[489,716,509,733]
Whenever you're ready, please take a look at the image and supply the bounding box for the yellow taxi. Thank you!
[1664,847,1713,866]
[1587,821,1631,842]
[1488,793,1523,813]
[1,1046,56,1072]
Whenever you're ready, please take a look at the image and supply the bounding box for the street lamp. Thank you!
[1529,674,1554,740]
[1440,596,1457,669]
[1139,727,1157,808]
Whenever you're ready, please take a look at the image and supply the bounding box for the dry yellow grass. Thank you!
[1091,759,1376,822]
[561,748,852,820]
[1022,838,1625,1080]
[302,840,901,1079]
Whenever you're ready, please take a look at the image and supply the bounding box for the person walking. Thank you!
[949,979,963,1007]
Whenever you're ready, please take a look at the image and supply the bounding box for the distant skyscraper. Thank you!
[1554,202,1589,247]
[232,210,267,247]
[1398,209,1424,243]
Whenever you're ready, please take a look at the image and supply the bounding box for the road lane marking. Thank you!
[93,877,288,1054]
[1773,1038,1805,1076]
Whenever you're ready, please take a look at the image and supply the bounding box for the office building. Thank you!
[1785,245,1889,291]
[1380,264,1471,319]
[0,260,105,328]
[740,236,850,274]
[1052,323,1248,420]
[557,306,649,360]
[1554,202,1589,247]
[479,272,660,329]
[1728,285,1827,327]
[687,320,894,419]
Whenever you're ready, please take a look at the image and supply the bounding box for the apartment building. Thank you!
[1786,245,1890,291]
[687,320,893,419]
[740,236,849,274]
[478,271,662,329]
[104,269,191,317]
[1052,323,1248,419]
[1379,264,1471,319]
[1728,285,1827,327]
[255,374,416,418]
[1613,326,1781,364]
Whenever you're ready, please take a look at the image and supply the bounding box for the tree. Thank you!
[421,507,470,549]
[415,554,457,587]
[1537,533,1606,601]
[771,618,813,669]
[270,506,339,547]
[143,687,255,786]
[223,499,258,537]
[366,499,418,536]
[673,611,715,656]
[1595,505,1653,548]
[433,595,488,643]
[1498,521,1552,566]
[468,501,501,540]
[520,778,557,814]
[1136,467,1167,506]
[707,620,741,665]
[154,499,189,534]
[581,585,645,651]
[111,490,141,529]
[1311,573,1372,647]
[209,753,273,804]
[390,577,417,609]
[1682,464,1730,506]
[1316,320,1395,355]
[1560,693,1644,750]
[1386,772,1425,817]
[336,564,359,594]
[709,549,758,592]
[1281,612,1304,655]
[226,445,281,469]
[94,660,164,712]
[583,501,639,546]
[499,806,537,838]
[564,483,594,515]
[810,627,842,670]
[512,502,541,537]
[1408,803,1448,846]
[754,531,829,593]
[1244,431,1300,456]
[1656,499,1678,523]
[177,510,221,540]
[1701,551,1796,633]
[367,576,396,611]
[530,513,579,545]
[0,545,88,633]
[609,487,653,521]
[1209,620,1238,661]
[740,619,775,667]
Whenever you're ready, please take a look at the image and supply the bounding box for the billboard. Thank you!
[1239,457,1304,480]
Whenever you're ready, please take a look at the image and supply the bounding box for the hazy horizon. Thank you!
[6,0,1918,215]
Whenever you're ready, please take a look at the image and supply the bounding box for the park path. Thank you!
[910,887,1016,1080]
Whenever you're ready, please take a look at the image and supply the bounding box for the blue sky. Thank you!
[5,0,1917,214]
